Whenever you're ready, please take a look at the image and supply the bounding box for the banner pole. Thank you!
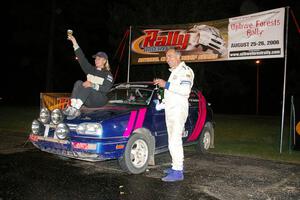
[289,96,295,153]
[279,6,290,153]
[127,26,132,83]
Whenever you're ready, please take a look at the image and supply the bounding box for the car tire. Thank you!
[196,122,213,154]
[118,132,151,174]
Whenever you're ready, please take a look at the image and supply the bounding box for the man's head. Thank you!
[166,48,181,69]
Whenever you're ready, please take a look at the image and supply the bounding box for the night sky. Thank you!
[4,0,300,115]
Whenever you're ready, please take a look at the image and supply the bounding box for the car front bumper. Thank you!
[29,134,126,161]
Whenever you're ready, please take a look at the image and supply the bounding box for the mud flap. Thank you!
[148,133,155,166]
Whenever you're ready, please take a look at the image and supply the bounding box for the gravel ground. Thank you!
[1,131,299,200]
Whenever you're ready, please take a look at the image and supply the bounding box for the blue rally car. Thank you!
[29,82,214,174]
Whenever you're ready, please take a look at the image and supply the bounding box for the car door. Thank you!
[149,90,168,149]
[182,90,199,143]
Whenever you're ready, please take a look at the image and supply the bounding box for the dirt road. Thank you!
[1,131,299,200]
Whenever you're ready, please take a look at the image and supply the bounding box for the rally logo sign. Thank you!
[131,29,191,55]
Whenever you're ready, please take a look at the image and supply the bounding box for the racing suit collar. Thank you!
[169,61,186,72]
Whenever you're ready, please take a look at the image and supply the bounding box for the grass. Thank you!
[210,114,300,164]
[0,105,299,164]
[0,105,40,133]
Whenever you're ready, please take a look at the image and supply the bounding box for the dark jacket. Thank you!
[74,48,114,107]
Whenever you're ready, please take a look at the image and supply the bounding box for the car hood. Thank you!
[78,104,145,121]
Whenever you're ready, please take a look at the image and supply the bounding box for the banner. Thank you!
[40,93,71,111]
[228,7,285,60]
[130,7,285,65]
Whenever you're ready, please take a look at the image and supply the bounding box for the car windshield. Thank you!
[108,87,154,105]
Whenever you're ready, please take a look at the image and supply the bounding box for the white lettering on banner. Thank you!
[228,7,285,60]
[229,48,281,58]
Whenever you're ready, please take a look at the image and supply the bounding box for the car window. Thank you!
[108,88,154,105]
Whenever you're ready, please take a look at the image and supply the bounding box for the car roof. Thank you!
[113,82,155,90]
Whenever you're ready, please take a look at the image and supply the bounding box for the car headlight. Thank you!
[39,108,50,124]
[76,123,103,136]
[31,120,41,134]
[55,123,69,140]
[51,109,64,125]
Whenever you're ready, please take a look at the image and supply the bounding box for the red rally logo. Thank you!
[131,29,190,55]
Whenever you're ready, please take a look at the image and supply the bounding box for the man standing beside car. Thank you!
[153,48,194,182]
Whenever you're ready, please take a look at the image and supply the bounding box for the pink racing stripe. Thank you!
[123,111,137,137]
[187,92,207,142]
[134,108,147,129]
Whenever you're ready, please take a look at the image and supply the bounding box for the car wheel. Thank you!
[119,133,151,174]
[196,123,213,154]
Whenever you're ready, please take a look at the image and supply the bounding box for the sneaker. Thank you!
[66,107,81,120]
[163,168,174,174]
[163,167,184,174]
[63,106,73,116]
[161,170,184,182]
[62,106,75,116]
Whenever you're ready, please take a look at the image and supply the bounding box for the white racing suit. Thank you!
[164,62,194,171]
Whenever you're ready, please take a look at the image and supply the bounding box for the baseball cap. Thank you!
[92,51,108,59]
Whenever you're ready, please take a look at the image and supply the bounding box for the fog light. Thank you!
[31,120,40,134]
[51,109,64,125]
[55,123,69,140]
[39,108,50,124]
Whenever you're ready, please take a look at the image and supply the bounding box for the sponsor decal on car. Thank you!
[71,142,97,150]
